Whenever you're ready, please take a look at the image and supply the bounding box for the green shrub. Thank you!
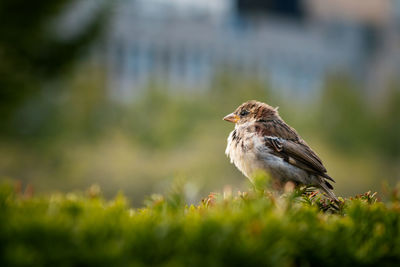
[1,182,400,267]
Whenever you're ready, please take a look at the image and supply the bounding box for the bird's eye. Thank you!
[240,110,249,116]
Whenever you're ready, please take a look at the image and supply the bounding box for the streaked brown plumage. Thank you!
[223,100,337,200]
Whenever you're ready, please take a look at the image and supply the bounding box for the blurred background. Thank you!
[1,0,399,205]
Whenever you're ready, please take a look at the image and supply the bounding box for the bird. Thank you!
[223,100,338,201]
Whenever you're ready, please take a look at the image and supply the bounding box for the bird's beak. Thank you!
[223,113,239,123]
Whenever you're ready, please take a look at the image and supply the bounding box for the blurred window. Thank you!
[236,0,304,20]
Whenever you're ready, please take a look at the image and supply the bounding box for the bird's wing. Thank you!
[256,120,332,179]
[264,136,326,173]
[257,119,300,141]
[263,136,336,186]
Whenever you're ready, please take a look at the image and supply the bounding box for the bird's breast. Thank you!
[225,129,263,179]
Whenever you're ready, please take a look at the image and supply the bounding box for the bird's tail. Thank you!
[319,181,339,202]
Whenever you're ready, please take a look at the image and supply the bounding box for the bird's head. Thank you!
[223,100,279,125]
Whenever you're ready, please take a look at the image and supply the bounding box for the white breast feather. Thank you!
[225,124,265,178]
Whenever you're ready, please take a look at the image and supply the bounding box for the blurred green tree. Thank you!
[319,75,375,152]
[0,0,109,135]
[320,75,400,160]
[379,85,400,159]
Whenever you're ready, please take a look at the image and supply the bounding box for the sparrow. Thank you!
[223,100,338,201]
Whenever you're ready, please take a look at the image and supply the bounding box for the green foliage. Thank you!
[320,76,376,152]
[0,0,109,135]
[1,182,400,267]
[319,75,400,160]
[125,90,210,149]
[378,86,400,159]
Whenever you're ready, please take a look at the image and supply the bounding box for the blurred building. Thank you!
[104,0,400,100]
